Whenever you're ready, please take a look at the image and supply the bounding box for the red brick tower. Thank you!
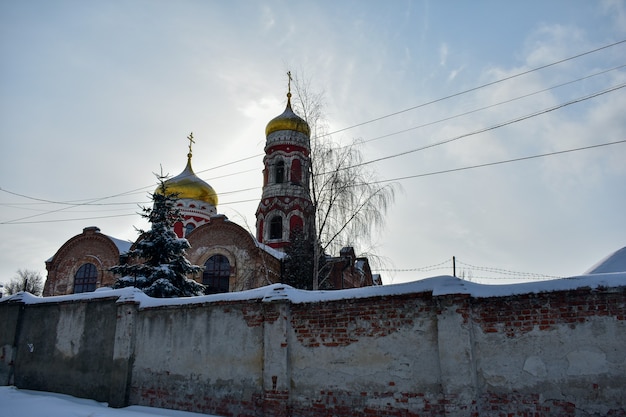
[256,75,314,251]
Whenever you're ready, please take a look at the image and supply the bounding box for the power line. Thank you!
[0,185,154,224]
[192,42,625,175]
[193,66,626,184]
[325,82,626,174]
[2,41,624,221]
[368,139,626,185]
[26,38,621,207]
[375,258,563,281]
[375,258,452,273]
[1,213,139,225]
[4,138,623,225]
[357,63,626,146]
[3,77,623,222]
[317,39,626,138]
[456,259,563,279]
[3,125,623,226]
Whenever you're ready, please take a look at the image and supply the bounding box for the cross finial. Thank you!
[287,71,292,98]
[187,132,195,157]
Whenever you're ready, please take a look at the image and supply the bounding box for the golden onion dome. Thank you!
[156,153,218,207]
[265,93,310,137]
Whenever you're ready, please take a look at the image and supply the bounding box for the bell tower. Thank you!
[256,73,314,251]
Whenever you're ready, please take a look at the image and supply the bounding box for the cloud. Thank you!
[522,24,587,67]
[261,4,276,30]
[439,42,448,67]
[602,0,626,32]
[448,65,464,81]
[1,1,624,287]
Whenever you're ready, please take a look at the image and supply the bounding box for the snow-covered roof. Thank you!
[255,239,286,260]
[585,246,626,274]
[3,273,624,308]
[104,234,133,254]
[46,228,133,263]
[355,259,366,272]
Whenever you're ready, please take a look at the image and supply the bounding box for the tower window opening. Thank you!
[203,255,230,294]
[270,216,283,240]
[291,159,302,185]
[185,223,196,236]
[275,161,285,184]
[74,263,98,293]
[290,215,304,237]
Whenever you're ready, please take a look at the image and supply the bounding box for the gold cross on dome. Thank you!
[187,132,195,155]
[287,71,292,95]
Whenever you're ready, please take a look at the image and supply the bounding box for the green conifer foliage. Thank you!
[282,229,331,290]
[110,176,205,297]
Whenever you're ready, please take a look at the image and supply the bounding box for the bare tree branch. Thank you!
[288,72,399,289]
[4,269,44,296]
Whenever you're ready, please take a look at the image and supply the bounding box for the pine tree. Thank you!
[282,229,315,290]
[110,175,205,297]
[282,229,331,290]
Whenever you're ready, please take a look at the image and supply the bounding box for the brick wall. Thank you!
[44,227,122,296]
[1,277,625,416]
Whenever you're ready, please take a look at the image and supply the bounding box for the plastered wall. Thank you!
[1,279,624,417]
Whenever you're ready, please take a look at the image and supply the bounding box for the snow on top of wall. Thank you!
[276,272,626,303]
[3,273,624,308]
[585,246,626,274]
[2,287,135,305]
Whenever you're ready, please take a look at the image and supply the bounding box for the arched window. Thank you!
[203,255,230,294]
[173,221,184,238]
[185,223,195,236]
[257,219,264,242]
[269,216,283,240]
[275,161,285,184]
[290,215,304,236]
[290,159,302,184]
[74,263,98,293]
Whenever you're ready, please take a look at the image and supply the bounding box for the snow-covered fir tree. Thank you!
[282,229,315,290]
[282,229,331,290]
[110,175,205,297]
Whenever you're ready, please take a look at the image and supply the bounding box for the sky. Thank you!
[1,0,625,288]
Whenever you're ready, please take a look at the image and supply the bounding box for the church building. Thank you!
[43,84,377,297]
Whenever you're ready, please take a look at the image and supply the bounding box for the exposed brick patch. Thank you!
[134,384,262,417]
[473,288,626,336]
[290,293,433,347]
[9,278,626,417]
[262,390,290,417]
[263,305,282,324]
[476,391,626,417]
[241,303,265,327]
[288,389,478,417]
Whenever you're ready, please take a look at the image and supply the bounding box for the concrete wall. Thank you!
[1,295,119,402]
[128,301,267,415]
[1,278,625,416]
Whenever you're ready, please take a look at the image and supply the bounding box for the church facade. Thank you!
[43,86,376,297]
